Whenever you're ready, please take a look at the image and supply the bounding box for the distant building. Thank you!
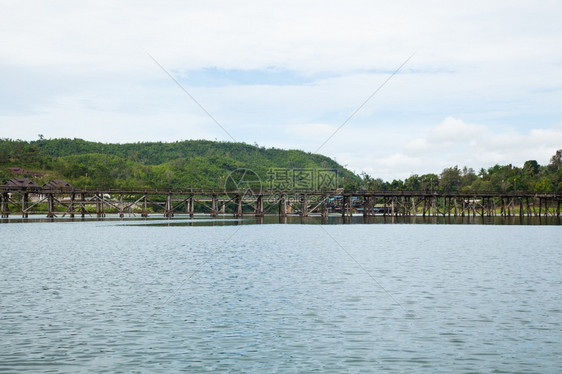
[43,180,74,190]
[1,178,41,190]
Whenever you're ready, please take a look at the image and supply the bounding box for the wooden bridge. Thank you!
[1,184,560,219]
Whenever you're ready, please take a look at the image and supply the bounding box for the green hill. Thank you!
[0,138,360,190]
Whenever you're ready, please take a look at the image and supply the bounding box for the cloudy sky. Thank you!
[1,1,561,180]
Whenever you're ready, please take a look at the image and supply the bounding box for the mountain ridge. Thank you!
[0,138,360,190]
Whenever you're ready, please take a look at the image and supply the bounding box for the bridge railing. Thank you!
[1,185,561,198]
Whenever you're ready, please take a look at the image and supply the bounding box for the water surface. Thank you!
[1,220,560,372]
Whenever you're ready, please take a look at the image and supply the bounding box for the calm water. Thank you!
[1,218,561,373]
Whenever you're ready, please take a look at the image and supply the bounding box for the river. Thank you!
[1,217,561,372]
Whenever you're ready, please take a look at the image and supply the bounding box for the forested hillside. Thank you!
[0,138,359,189]
[0,138,560,192]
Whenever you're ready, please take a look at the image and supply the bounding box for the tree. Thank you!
[535,177,554,193]
[461,167,477,188]
[419,174,438,191]
[404,174,421,190]
[439,166,461,192]
[550,149,561,166]
[523,160,539,175]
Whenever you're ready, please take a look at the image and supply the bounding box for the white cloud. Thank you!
[378,153,423,169]
[472,125,562,165]
[431,117,486,142]
[376,118,562,179]
[1,1,562,180]
[285,123,337,138]
[405,138,430,153]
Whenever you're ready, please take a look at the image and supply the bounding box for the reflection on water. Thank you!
[1,213,561,226]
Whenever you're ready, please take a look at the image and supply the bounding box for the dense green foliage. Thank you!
[0,138,359,189]
[1,138,559,193]
[358,151,562,193]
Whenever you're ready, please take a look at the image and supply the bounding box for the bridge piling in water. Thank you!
[279,194,287,217]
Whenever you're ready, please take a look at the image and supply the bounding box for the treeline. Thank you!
[356,150,561,193]
[0,138,359,189]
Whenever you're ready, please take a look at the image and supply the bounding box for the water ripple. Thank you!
[0,222,560,372]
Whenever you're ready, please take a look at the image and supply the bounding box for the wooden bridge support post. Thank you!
[255,195,264,217]
[95,193,100,217]
[431,196,437,217]
[69,192,75,218]
[141,196,148,217]
[119,194,125,218]
[503,197,507,217]
[220,201,226,214]
[100,193,106,218]
[22,192,29,218]
[47,193,55,218]
[321,195,329,218]
[188,194,194,217]
[279,194,287,217]
[1,192,9,218]
[453,197,457,217]
[164,193,174,218]
[300,194,308,217]
[95,194,102,218]
[235,194,243,217]
[80,193,86,218]
[211,194,218,217]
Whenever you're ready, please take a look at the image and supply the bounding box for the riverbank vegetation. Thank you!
[356,150,561,193]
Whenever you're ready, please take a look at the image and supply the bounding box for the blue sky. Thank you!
[1,0,561,180]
